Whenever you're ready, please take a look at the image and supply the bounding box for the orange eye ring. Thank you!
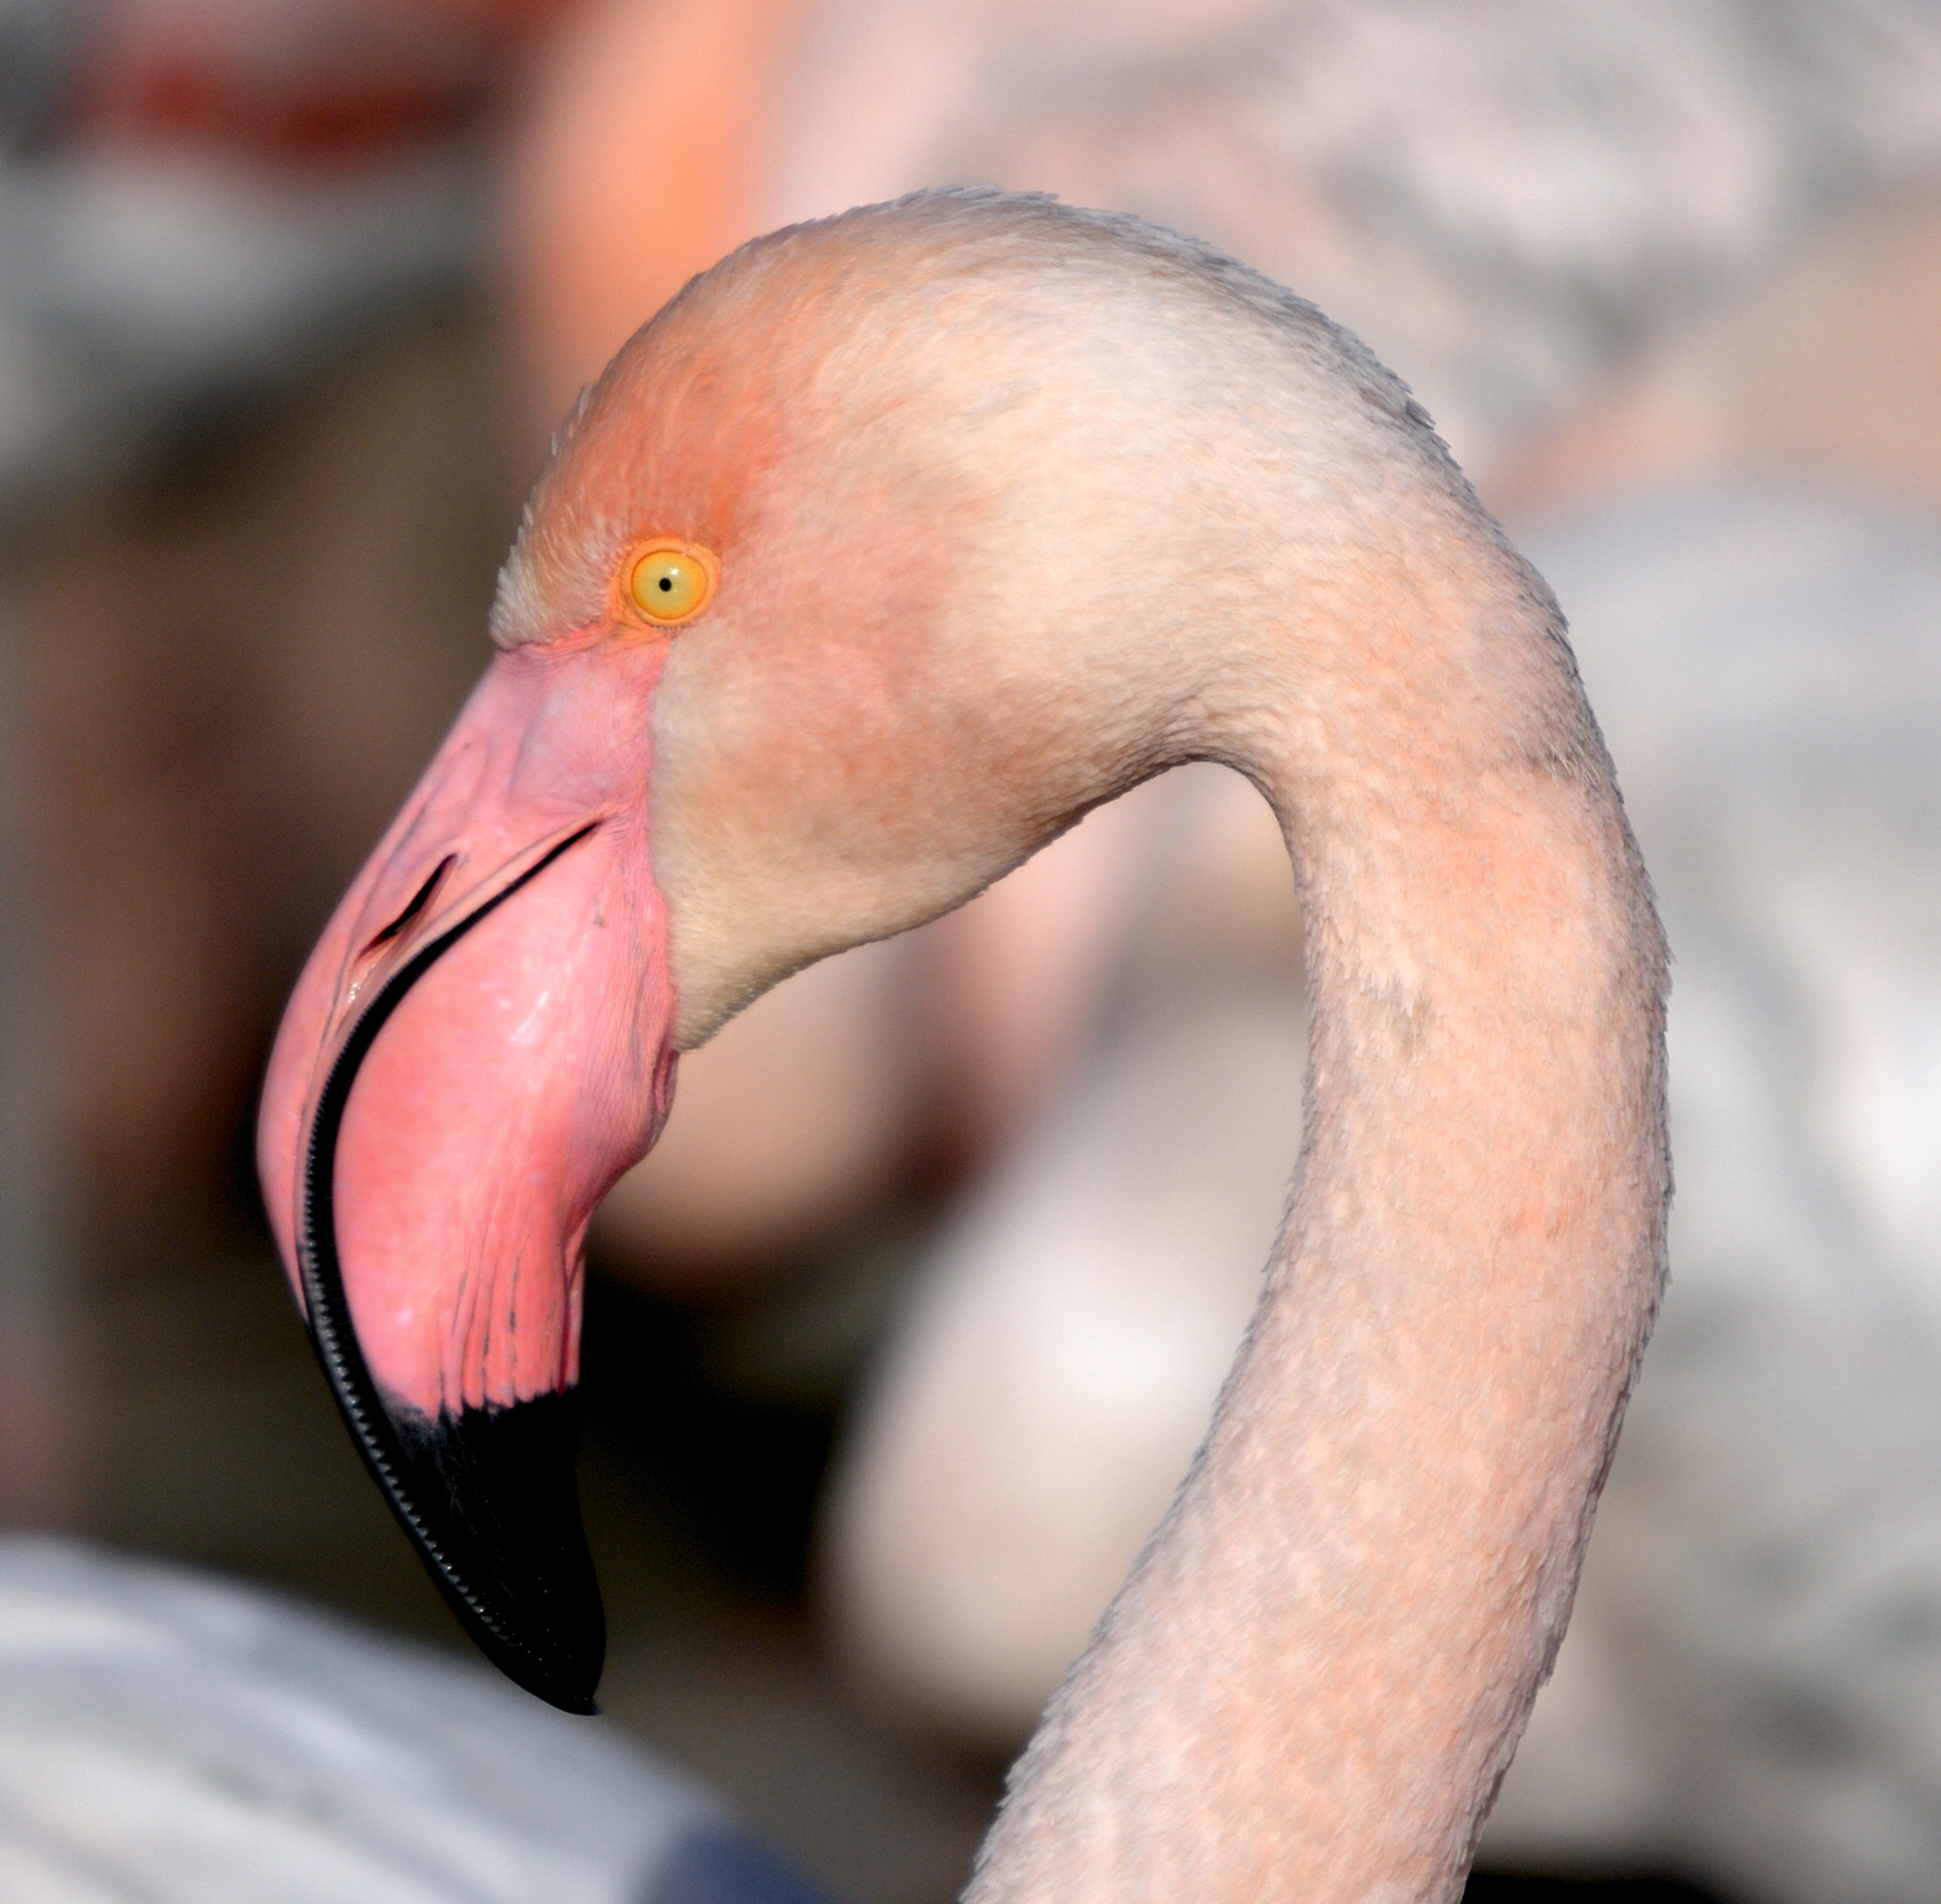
[622,538,719,626]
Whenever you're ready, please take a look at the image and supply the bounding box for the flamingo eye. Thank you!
[625,540,717,625]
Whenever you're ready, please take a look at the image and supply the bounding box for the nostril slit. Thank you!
[364,856,456,957]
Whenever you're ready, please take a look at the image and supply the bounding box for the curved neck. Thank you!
[969,540,1669,1900]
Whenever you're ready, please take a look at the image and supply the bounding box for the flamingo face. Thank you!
[258,199,1061,1714]
[256,196,1224,1709]
[258,630,678,1712]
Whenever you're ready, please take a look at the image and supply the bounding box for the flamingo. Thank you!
[257,190,1668,1897]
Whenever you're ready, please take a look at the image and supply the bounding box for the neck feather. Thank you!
[968,521,1668,1901]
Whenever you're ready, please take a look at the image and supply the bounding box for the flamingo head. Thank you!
[258,190,1451,1713]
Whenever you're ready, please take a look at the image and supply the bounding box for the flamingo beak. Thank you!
[258,637,678,1713]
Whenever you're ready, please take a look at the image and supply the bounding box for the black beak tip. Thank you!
[389,1389,608,1714]
[303,1294,608,1714]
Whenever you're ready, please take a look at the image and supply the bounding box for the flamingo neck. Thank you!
[969,549,1669,1901]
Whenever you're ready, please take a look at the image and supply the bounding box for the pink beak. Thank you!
[258,633,678,1712]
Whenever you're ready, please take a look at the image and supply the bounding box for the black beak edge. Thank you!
[296,825,606,1714]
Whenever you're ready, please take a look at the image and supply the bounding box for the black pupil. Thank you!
[658,574,673,590]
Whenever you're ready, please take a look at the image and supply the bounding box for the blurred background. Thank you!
[4,1,1941,1900]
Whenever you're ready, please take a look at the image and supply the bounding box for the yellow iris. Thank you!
[626,541,716,624]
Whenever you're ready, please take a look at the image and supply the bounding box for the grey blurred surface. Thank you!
[0,1532,833,1904]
